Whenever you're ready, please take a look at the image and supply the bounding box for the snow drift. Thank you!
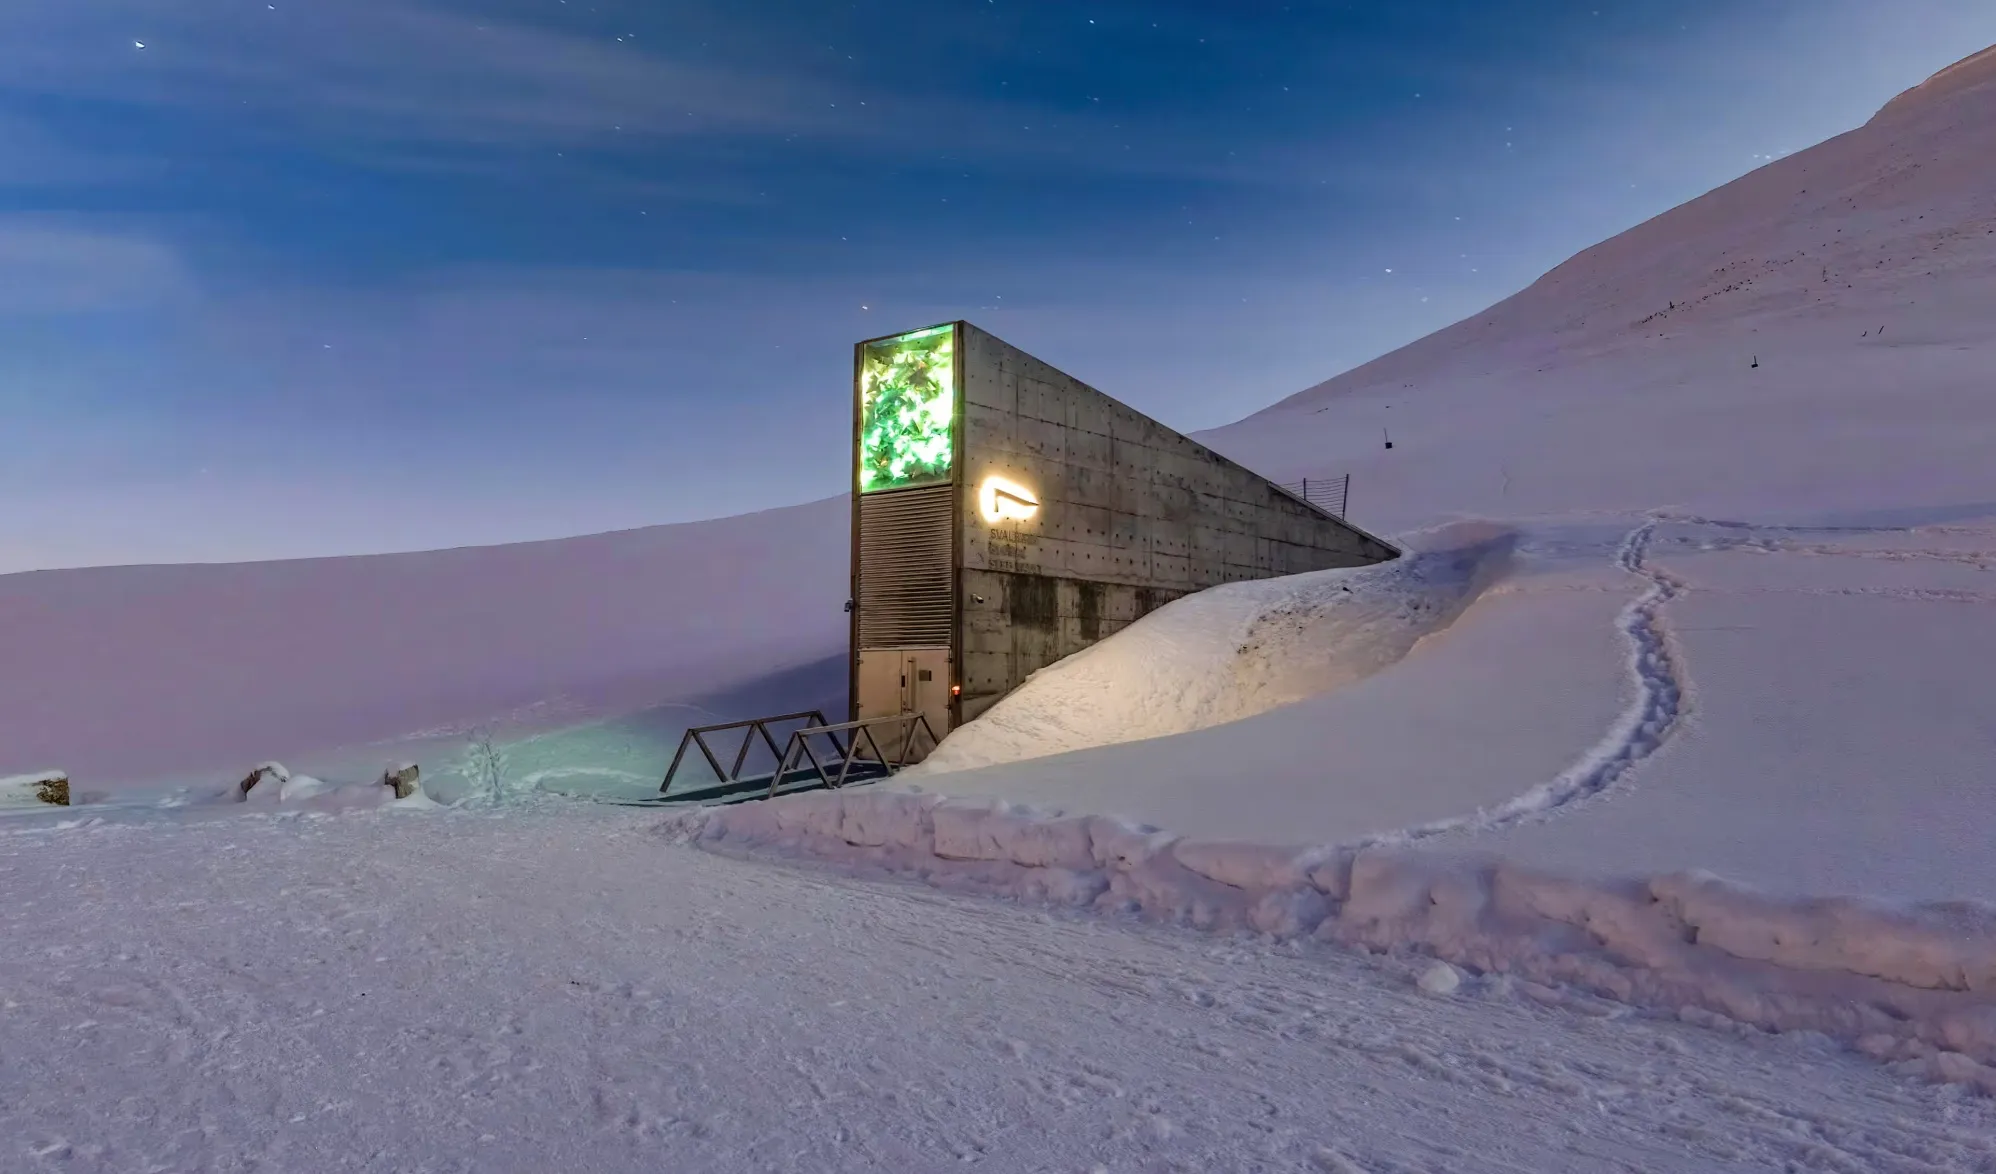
[911,521,1516,775]
[670,790,1996,1092]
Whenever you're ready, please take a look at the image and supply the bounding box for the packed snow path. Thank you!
[8,808,1996,1174]
[1383,517,1690,844]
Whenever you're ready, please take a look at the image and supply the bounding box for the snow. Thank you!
[0,499,847,789]
[684,787,1996,1082]
[1199,60,1996,537]
[7,805,1996,1172]
[1418,960,1464,996]
[910,547,1630,842]
[909,520,1517,775]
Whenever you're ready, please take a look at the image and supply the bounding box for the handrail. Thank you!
[659,708,944,802]
[660,710,835,797]
[766,712,942,800]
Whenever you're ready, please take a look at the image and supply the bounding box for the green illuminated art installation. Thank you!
[857,325,956,493]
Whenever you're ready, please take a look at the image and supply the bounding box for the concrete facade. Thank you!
[950,323,1398,722]
[850,321,1398,745]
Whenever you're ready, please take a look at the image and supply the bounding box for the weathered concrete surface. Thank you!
[955,323,1397,719]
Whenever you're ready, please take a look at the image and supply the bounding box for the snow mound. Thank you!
[911,521,1516,775]
[673,789,1996,1090]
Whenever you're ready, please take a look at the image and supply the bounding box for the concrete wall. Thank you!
[954,323,1397,721]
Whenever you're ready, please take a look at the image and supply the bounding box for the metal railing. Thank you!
[1276,472,1351,518]
[658,709,942,802]
[762,712,941,800]
[660,710,831,795]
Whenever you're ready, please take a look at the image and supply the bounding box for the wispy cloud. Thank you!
[0,1,845,148]
[0,0,1352,193]
[0,113,167,188]
[0,220,191,312]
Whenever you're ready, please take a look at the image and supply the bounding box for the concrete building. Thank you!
[851,321,1398,757]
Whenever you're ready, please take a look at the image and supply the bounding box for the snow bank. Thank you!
[910,520,1517,774]
[669,789,1996,1089]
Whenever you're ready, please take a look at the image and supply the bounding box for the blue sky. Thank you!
[4,0,1993,570]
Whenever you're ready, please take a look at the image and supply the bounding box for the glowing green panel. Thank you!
[857,324,955,493]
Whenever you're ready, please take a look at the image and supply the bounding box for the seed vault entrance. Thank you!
[849,321,1399,765]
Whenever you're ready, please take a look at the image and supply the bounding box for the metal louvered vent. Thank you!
[858,485,954,649]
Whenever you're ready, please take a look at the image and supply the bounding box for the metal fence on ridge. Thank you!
[1275,472,1351,519]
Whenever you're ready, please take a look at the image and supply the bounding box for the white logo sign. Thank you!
[978,476,1040,524]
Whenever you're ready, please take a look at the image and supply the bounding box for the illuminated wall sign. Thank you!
[979,476,1040,524]
[857,325,955,493]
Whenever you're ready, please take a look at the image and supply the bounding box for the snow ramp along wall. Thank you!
[850,320,1399,761]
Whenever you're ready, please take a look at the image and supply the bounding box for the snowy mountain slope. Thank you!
[0,497,847,787]
[1198,43,1996,534]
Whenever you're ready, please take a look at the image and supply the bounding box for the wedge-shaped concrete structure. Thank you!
[851,321,1398,756]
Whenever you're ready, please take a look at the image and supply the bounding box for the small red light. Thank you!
[951,685,961,696]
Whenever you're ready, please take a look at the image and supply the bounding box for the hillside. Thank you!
[0,498,848,786]
[1200,43,1996,533]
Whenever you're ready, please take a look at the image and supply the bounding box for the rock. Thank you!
[380,763,421,800]
[1417,960,1463,996]
[0,770,70,807]
[237,762,291,800]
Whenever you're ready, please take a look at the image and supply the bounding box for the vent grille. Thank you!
[858,485,954,649]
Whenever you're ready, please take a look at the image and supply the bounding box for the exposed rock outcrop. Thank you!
[0,770,70,807]
[237,762,291,800]
[380,763,421,800]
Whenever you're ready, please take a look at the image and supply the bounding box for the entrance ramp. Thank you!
[627,710,942,807]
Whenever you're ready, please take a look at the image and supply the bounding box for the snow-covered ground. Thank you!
[907,512,1996,904]
[8,806,1996,1173]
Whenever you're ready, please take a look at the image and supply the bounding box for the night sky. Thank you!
[4,1,1992,570]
